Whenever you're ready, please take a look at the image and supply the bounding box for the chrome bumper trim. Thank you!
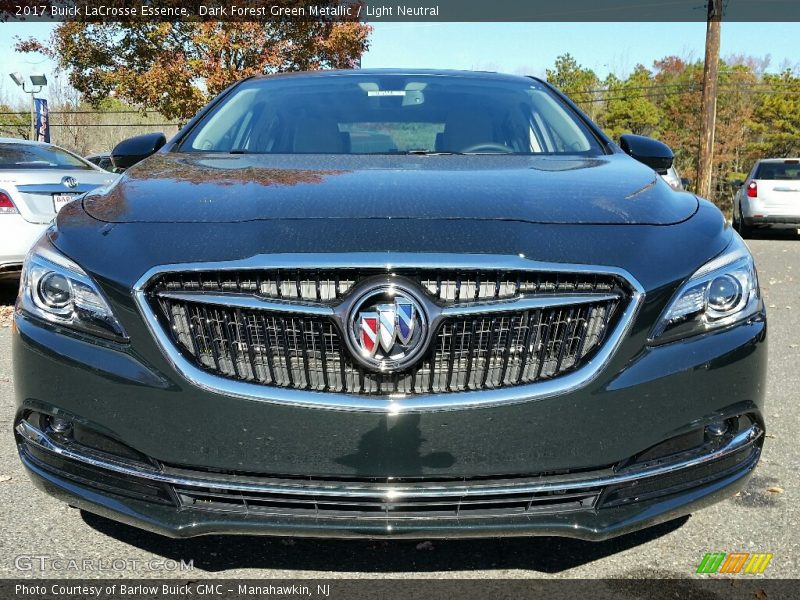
[17,420,761,499]
[132,253,645,413]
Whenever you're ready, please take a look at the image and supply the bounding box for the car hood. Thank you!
[82,152,698,225]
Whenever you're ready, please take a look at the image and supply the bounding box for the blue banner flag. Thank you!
[34,97,50,143]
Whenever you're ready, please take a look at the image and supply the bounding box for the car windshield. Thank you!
[0,143,93,170]
[181,74,603,155]
[754,161,800,180]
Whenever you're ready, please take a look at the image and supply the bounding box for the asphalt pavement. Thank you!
[0,230,797,580]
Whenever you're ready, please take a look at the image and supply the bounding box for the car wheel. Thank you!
[735,205,752,238]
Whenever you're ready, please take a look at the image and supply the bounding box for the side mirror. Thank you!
[111,132,166,170]
[619,134,674,174]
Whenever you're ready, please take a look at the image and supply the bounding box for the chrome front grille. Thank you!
[149,267,626,396]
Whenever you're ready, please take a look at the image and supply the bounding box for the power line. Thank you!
[580,89,698,103]
[570,80,800,96]
[580,87,800,103]
[0,123,178,127]
[0,110,168,116]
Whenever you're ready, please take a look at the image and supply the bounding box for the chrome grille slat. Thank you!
[156,269,621,305]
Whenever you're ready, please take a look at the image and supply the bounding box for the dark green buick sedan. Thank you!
[13,70,766,540]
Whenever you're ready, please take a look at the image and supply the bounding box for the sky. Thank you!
[0,21,798,106]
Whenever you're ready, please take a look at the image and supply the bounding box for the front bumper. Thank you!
[17,417,762,540]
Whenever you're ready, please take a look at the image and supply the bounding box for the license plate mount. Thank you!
[53,193,79,213]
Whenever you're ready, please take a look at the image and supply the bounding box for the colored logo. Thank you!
[697,552,773,575]
[61,176,78,189]
[348,286,427,371]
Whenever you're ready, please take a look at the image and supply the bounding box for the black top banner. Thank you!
[4,0,800,22]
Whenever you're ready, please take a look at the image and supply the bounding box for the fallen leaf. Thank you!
[0,475,10,483]
[767,486,784,494]
[754,589,768,600]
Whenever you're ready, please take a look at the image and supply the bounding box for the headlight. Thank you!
[649,234,761,344]
[17,232,128,342]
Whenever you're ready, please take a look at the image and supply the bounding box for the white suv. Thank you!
[733,158,800,238]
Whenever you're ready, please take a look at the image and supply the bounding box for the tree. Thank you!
[713,63,758,187]
[0,106,28,139]
[600,65,661,139]
[748,70,800,158]
[545,53,600,118]
[16,19,371,121]
[652,56,704,185]
[0,79,28,139]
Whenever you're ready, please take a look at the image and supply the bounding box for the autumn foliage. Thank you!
[546,53,800,207]
[16,20,371,121]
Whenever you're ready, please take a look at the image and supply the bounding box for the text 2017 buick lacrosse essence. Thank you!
[13,70,766,540]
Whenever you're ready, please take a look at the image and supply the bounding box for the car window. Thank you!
[0,143,94,169]
[754,162,800,180]
[181,75,602,155]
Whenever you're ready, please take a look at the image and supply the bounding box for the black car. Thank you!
[85,152,123,173]
[13,70,766,540]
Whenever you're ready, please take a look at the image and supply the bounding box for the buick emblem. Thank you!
[61,176,78,189]
[347,285,428,371]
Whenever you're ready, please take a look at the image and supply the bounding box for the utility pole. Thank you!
[696,0,722,199]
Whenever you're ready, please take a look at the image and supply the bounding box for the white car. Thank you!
[0,138,116,278]
[660,165,689,191]
[733,158,800,238]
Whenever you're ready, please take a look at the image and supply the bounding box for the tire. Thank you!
[735,206,753,238]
